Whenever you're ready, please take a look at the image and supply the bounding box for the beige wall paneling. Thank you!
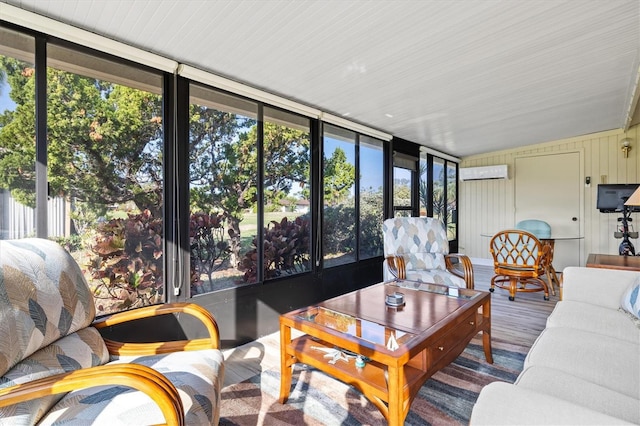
[460,124,640,266]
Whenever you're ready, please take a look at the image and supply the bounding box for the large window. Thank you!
[0,28,35,240]
[420,154,458,241]
[323,125,356,266]
[359,136,384,259]
[188,89,312,294]
[446,161,457,240]
[393,152,417,217]
[0,32,166,316]
[47,44,165,315]
[189,85,258,294]
[262,107,311,279]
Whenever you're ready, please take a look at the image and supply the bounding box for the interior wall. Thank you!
[459,123,640,266]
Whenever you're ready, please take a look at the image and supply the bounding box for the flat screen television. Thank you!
[596,183,640,213]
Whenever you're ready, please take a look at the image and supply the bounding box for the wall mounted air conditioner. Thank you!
[459,165,508,181]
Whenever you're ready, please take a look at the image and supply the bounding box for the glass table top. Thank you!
[296,306,415,350]
[390,280,482,300]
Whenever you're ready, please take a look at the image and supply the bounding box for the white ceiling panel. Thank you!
[1,0,638,157]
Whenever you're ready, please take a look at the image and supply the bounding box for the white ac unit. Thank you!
[459,165,508,181]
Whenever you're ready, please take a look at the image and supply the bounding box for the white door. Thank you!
[514,152,581,270]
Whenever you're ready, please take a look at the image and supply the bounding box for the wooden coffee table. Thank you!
[279,281,492,425]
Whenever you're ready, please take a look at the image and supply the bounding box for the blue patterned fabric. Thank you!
[621,279,640,324]
[382,217,465,287]
[39,349,225,425]
[0,239,224,425]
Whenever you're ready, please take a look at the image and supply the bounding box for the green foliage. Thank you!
[190,212,230,285]
[0,59,36,206]
[323,204,356,256]
[0,57,163,219]
[87,209,163,313]
[241,216,310,282]
[189,110,310,265]
[324,147,355,205]
[52,234,84,252]
[359,189,384,258]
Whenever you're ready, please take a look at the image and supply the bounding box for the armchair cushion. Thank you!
[40,349,225,425]
[382,217,473,288]
[0,327,109,425]
[404,269,466,288]
[0,238,225,425]
[404,252,446,270]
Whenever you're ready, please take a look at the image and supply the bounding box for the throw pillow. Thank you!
[620,279,640,329]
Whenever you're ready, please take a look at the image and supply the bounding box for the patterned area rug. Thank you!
[219,336,529,425]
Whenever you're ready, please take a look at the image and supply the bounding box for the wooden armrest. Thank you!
[93,302,221,356]
[0,364,184,426]
[445,254,475,289]
[385,256,406,280]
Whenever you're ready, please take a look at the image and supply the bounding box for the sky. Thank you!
[0,80,16,112]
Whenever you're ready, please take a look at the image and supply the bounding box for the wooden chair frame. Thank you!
[0,302,221,426]
[385,253,475,289]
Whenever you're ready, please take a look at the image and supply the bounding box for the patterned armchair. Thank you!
[0,238,224,425]
[382,217,474,289]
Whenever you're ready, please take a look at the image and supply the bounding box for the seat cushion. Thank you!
[0,327,109,425]
[404,269,466,288]
[516,365,640,424]
[546,301,640,344]
[470,381,633,425]
[524,327,639,399]
[39,349,225,425]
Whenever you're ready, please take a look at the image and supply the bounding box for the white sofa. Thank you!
[470,266,640,425]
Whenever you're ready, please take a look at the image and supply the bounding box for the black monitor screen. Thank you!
[597,184,640,213]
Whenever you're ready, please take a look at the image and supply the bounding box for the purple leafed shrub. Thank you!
[87,209,163,312]
[241,216,310,282]
[190,211,230,286]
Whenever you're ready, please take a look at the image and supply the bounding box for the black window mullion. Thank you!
[257,104,264,283]
[35,36,47,238]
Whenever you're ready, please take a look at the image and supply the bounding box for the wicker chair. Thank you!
[515,219,559,295]
[382,217,474,289]
[489,229,551,301]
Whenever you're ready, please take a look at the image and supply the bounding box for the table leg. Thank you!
[279,322,292,404]
[482,298,493,364]
[386,365,407,426]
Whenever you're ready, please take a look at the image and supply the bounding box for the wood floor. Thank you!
[221,264,559,387]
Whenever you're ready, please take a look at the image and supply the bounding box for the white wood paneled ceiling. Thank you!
[1,0,639,158]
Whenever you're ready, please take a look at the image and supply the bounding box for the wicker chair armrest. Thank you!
[93,302,221,356]
[445,253,475,289]
[0,364,184,426]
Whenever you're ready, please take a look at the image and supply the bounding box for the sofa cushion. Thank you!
[546,301,640,344]
[524,327,639,399]
[39,348,225,425]
[0,327,110,425]
[470,381,634,425]
[515,365,640,424]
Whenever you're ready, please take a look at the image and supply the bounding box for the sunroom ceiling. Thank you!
[1,0,639,158]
